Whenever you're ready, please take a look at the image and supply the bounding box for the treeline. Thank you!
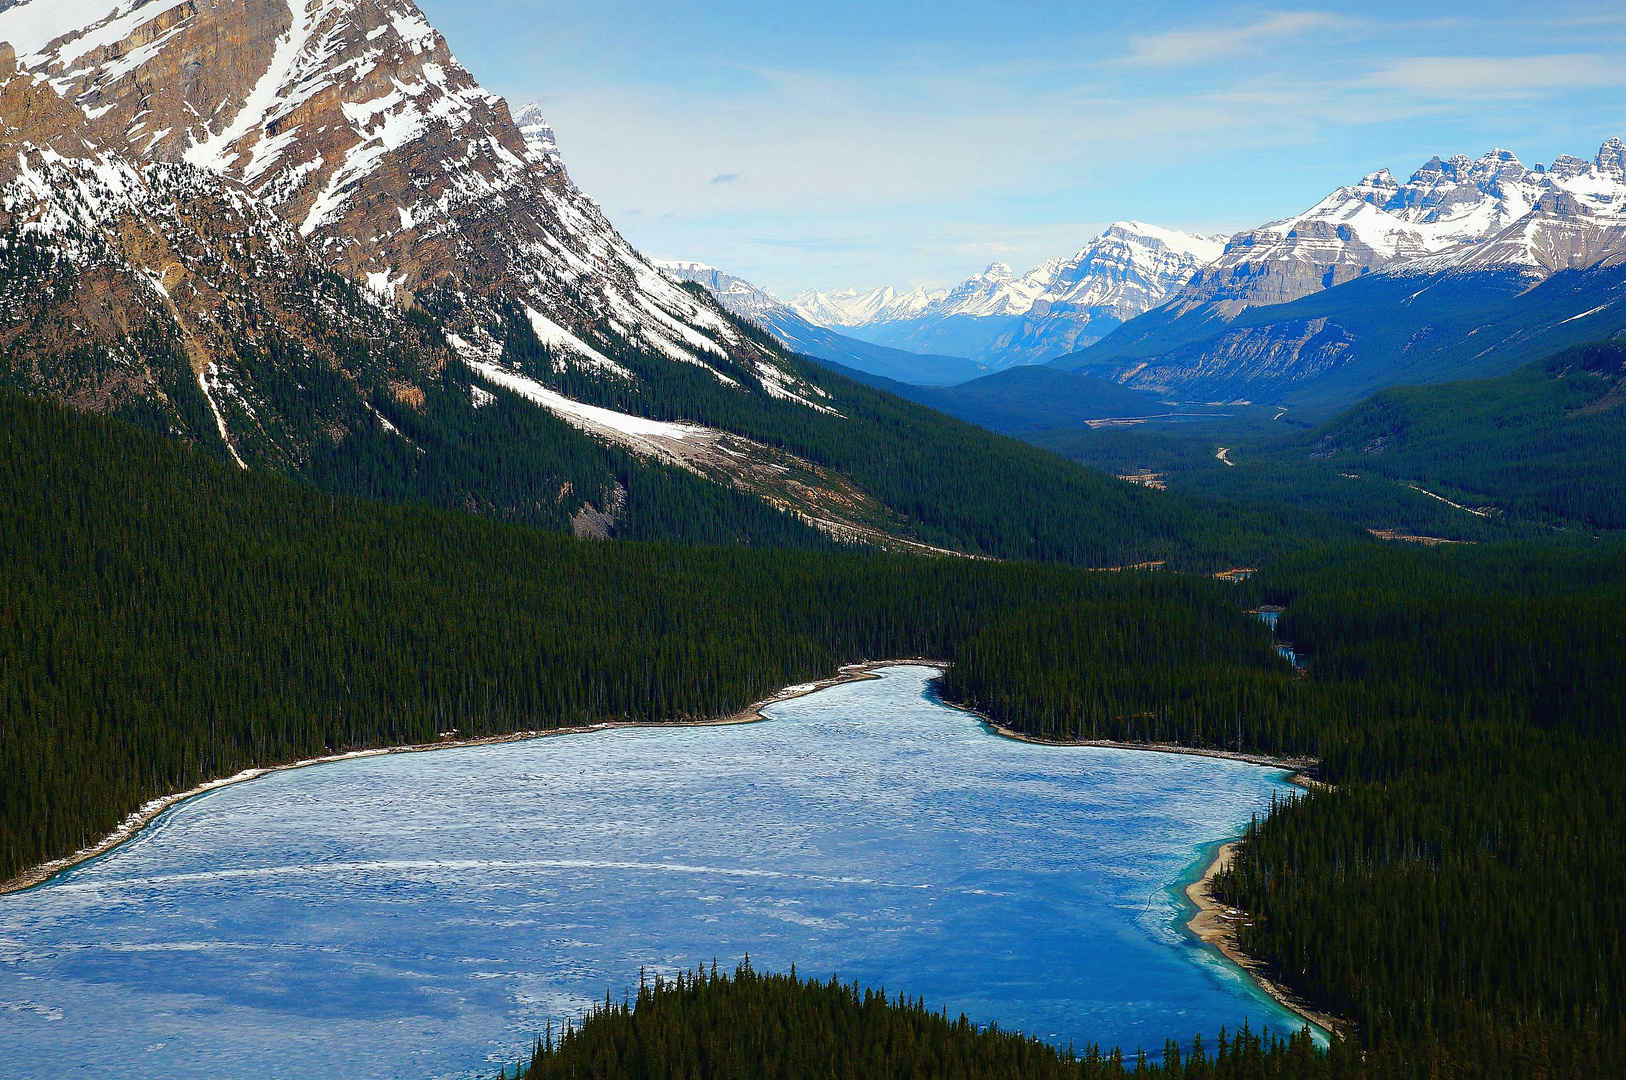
[0,390,1288,883]
[510,962,1343,1080]
[1205,543,1626,1075]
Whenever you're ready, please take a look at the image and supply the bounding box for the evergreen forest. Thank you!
[1033,342,1626,543]
[509,962,1339,1080]
[0,388,1290,883]
[1,374,1622,1079]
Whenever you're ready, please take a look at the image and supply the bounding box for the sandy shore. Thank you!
[1185,842,1343,1038]
[0,660,912,897]
[933,688,1340,1035]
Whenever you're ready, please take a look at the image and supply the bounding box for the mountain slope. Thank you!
[1291,340,1626,529]
[846,365,1174,435]
[0,46,837,548]
[1058,258,1626,414]
[0,0,1338,566]
[656,261,988,385]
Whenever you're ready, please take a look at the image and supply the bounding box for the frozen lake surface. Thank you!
[0,665,1305,1078]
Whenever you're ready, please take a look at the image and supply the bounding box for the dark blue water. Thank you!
[0,665,1307,1078]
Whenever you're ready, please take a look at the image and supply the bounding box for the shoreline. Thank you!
[930,686,1339,1035]
[1,657,1345,1038]
[0,660,906,897]
[1183,841,1344,1039]
[932,692,1322,780]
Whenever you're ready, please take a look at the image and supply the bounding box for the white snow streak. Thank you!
[183,0,318,173]
[197,366,248,470]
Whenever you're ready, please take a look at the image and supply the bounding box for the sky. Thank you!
[416,0,1626,298]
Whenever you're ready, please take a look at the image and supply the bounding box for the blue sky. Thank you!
[417,1,1626,297]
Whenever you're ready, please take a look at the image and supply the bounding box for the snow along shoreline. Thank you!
[1,658,1346,1039]
[0,661,907,896]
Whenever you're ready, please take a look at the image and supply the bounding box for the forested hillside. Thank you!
[479,307,1361,568]
[0,390,1291,883]
[510,962,1338,1080]
[1031,340,1626,542]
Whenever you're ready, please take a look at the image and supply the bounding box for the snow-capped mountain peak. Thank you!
[1594,137,1626,181]
[513,102,564,169]
[788,285,945,328]
[788,220,1226,364]
[1177,140,1626,314]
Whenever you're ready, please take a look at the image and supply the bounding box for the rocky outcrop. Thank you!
[0,58,452,468]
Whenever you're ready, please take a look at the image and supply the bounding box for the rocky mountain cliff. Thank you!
[0,0,930,541]
[790,222,1223,365]
[1,0,781,383]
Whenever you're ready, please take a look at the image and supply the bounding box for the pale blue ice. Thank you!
[0,665,1306,1078]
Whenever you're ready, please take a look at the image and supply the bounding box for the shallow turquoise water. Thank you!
[0,665,1306,1078]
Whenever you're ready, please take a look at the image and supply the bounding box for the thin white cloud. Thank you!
[1118,11,1353,68]
[487,5,1626,294]
[1365,54,1626,99]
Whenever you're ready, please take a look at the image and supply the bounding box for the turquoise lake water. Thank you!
[0,665,1307,1078]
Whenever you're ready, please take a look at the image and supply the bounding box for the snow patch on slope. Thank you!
[523,306,631,378]
[183,0,326,174]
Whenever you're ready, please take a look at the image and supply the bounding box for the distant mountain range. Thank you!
[1054,142,1626,415]
[694,140,1626,424]
[786,222,1225,366]
[653,261,988,385]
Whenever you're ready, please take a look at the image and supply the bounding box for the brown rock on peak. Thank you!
[11,0,755,381]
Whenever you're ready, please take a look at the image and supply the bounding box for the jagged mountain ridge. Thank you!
[655,260,988,385]
[0,0,782,387]
[1042,141,1626,412]
[1179,142,1626,316]
[791,143,1626,385]
[789,222,1224,366]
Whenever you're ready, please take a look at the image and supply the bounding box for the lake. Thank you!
[0,664,1307,1078]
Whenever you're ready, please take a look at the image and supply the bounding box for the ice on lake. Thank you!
[0,665,1306,1078]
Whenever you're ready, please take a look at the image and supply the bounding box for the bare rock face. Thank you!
[0,0,796,394]
[0,51,449,470]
